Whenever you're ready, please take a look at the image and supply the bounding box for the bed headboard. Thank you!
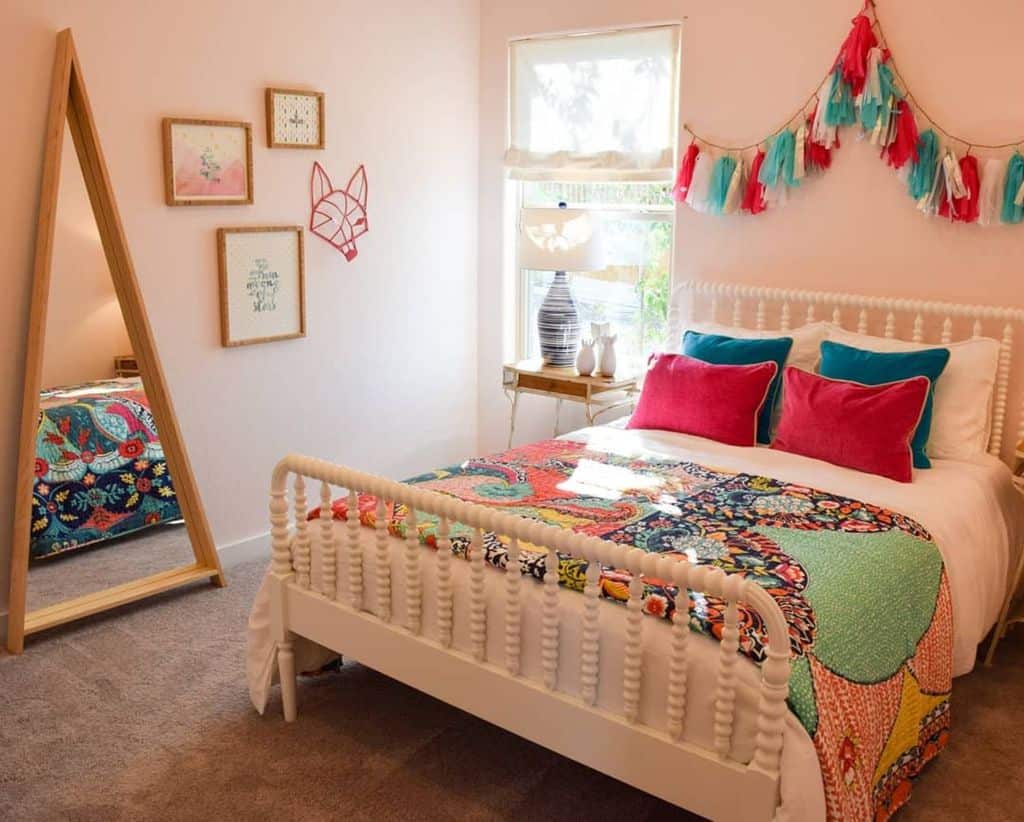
[668,280,1024,466]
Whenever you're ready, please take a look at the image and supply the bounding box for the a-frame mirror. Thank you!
[7,29,225,654]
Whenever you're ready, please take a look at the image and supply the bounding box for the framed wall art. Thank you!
[162,117,253,206]
[266,88,325,149]
[217,226,305,347]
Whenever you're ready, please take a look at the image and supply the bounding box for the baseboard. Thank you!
[217,531,270,567]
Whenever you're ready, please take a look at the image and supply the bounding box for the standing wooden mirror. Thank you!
[6,29,225,654]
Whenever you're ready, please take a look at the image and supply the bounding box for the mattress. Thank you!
[248,425,1022,821]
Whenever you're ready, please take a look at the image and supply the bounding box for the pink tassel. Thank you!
[939,155,980,223]
[742,149,768,214]
[673,142,700,203]
[883,101,919,169]
[835,12,878,96]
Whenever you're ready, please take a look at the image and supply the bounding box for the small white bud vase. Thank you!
[575,339,596,376]
[598,334,617,377]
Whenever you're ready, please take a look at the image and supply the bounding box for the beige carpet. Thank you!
[26,521,195,611]
[2,544,1023,821]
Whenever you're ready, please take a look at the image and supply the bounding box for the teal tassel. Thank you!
[908,130,939,201]
[759,130,797,188]
[706,155,737,214]
[1002,154,1024,224]
[823,67,856,127]
[861,62,900,132]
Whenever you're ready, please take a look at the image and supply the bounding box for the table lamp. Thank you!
[519,204,606,368]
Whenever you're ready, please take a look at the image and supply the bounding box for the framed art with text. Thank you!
[217,226,305,346]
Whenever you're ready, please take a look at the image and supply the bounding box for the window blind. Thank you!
[506,26,680,182]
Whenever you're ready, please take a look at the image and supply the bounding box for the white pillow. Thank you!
[682,321,829,373]
[824,325,1000,461]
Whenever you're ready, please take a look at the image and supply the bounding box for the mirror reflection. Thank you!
[27,124,194,612]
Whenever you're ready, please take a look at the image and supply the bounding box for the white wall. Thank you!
[0,0,480,629]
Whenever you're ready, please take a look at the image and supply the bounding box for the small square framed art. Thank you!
[265,88,325,149]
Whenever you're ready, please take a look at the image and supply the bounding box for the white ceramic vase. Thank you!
[575,339,596,376]
[598,334,617,377]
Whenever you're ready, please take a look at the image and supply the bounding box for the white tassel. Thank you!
[794,124,806,180]
[723,157,746,214]
[1015,177,1024,208]
[811,76,838,149]
[979,158,1006,226]
[943,150,967,199]
[685,151,715,213]
[763,176,789,207]
[862,48,883,115]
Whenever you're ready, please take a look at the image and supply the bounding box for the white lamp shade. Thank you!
[519,208,606,272]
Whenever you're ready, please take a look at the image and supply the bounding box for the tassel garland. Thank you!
[673,3,1024,226]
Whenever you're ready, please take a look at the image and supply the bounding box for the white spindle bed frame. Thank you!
[266,281,1024,821]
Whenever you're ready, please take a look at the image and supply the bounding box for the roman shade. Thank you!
[506,25,680,181]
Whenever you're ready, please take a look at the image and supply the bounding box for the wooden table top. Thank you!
[504,359,637,390]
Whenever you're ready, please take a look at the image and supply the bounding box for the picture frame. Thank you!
[162,117,253,206]
[265,88,325,149]
[217,226,306,347]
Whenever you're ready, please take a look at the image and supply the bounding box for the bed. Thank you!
[248,281,1024,821]
[30,377,182,558]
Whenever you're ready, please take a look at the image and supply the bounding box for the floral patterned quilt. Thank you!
[31,379,181,558]
[319,438,952,821]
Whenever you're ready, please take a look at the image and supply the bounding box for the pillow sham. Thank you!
[683,331,793,444]
[682,320,828,374]
[772,368,931,483]
[824,325,1000,461]
[819,340,950,469]
[627,354,777,447]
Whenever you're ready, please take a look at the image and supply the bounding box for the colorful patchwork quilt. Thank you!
[318,439,952,821]
[31,379,181,558]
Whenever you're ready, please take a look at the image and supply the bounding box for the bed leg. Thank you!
[278,638,298,722]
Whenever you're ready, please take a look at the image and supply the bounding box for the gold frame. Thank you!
[265,87,325,149]
[7,30,226,654]
[217,226,306,347]
[162,116,254,206]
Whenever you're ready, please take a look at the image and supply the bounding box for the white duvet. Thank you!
[247,425,1022,821]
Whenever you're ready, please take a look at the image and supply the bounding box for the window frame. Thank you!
[513,183,676,363]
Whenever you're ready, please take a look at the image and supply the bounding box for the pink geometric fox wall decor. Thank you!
[309,161,368,262]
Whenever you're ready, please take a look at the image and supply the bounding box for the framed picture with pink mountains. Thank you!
[162,117,253,206]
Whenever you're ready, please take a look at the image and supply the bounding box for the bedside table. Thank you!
[114,354,140,378]
[985,440,1024,665]
[502,359,639,448]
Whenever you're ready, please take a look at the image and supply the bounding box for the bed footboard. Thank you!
[268,454,792,821]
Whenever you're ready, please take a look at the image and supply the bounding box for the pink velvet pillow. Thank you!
[771,367,930,482]
[627,354,778,447]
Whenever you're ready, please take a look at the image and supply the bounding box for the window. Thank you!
[506,26,680,373]
[518,182,674,374]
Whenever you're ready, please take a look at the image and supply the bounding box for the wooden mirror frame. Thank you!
[6,29,225,654]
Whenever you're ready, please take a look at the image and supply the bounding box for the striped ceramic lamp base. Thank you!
[537,271,580,368]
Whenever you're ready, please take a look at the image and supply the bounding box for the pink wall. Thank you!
[41,125,131,389]
[0,0,480,626]
[477,0,1024,451]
